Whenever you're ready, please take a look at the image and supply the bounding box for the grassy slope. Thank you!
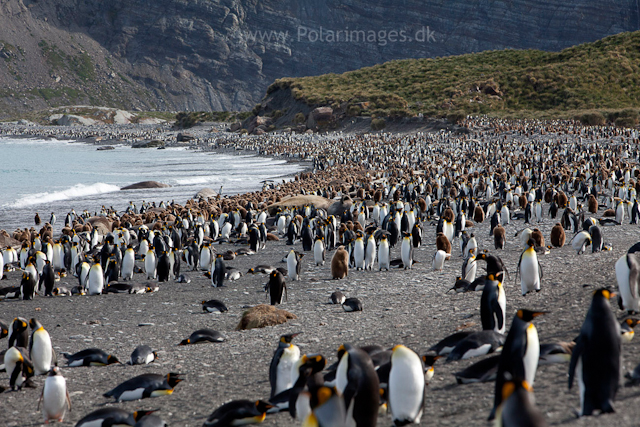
[267,31,640,120]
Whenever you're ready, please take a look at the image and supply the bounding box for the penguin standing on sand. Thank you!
[211,254,226,287]
[388,345,425,425]
[287,250,303,281]
[569,288,621,416]
[268,270,287,305]
[269,333,301,398]
[157,251,171,282]
[144,248,157,280]
[489,309,545,420]
[401,232,413,270]
[364,234,376,271]
[21,272,37,300]
[199,242,213,271]
[378,234,390,271]
[314,236,325,266]
[29,318,55,375]
[121,245,135,280]
[616,250,640,313]
[41,260,55,297]
[88,260,104,295]
[481,273,506,334]
[331,246,349,279]
[336,344,380,427]
[517,239,542,295]
[40,367,71,423]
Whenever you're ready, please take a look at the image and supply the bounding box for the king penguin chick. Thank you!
[269,332,302,398]
[39,367,71,423]
[331,246,349,279]
[569,288,621,416]
[517,239,542,295]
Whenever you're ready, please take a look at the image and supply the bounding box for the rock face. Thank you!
[0,0,638,116]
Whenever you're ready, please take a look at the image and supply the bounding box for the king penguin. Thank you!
[40,367,71,423]
[121,245,135,280]
[364,234,376,271]
[378,234,390,271]
[335,344,380,427]
[29,318,55,375]
[569,289,621,416]
[88,260,104,296]
[269,332,302,398]
[287,250,303,281]
[388,345,425,425]
[517,239,542,295]
[489,309,545,420]
[495,379,548,426]
[144,247,157,280]
[401,232,413,270]
[480,273,506,334]
[211,253,226,288]
[616,250,640,313]
[314,236,326,266]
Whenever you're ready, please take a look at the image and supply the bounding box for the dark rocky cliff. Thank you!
[0,0,638,117]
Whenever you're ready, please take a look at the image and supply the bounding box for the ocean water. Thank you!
[0,137,304,233]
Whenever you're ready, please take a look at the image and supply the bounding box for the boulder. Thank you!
[113,110,135,124]
[246,115,272,134]
[54,114,97,126]
[306,106,334,130]
[228,122,242,132]
[195,188,218,199]
[236,304,297,330]
[121,181,170,190]
[132,140,164,148]
[177,132,195,142]
[0,232,22,250]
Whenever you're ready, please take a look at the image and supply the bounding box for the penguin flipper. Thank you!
[492,299,504,332]
[568,338,585,390]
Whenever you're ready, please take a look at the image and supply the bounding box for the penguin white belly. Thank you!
[401,240,412,269]
[314,241,325,266]
[389,354,424,423]
[76,420,103,427]
[461,343,491,359]
[365,243,376,270]
[88,266,104,296]
[433,250,447,271]
[145,255,156,280]
[200,252,211,271]
[354,242,365,270]
[43,375,68,421]
[378,243,390,271]
[118,388,145,402]
[577,358,585,415]
[616,255,640,312]
[121,255,134,280]
[275,350,299,395]
[295,392,311,421]
[287,255,298,281]
[32,331,53,375]
[67,359,85,367]
[443,222,454,243]
[464,260,477,282]
[520,255,540,294]
[523,324,540,385]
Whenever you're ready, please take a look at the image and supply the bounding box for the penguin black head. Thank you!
[501,378,533,402]
[133,410,159,422]
[527,238,535,248]
[166,373,185,388]
[280,332,302,344]
[29,318,43,330]
[107,355,121,365]
[516,309,547,322]
[422,354,442,367]
[255,400,274,414]
[593,288,615,300]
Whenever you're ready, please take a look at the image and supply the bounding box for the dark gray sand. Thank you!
[2,212,640,426]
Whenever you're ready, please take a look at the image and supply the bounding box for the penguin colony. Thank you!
[2,117,640,426]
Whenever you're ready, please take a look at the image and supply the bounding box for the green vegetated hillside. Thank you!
[267,30,640,124]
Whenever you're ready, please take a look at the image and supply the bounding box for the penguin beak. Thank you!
[531,311,548,318]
